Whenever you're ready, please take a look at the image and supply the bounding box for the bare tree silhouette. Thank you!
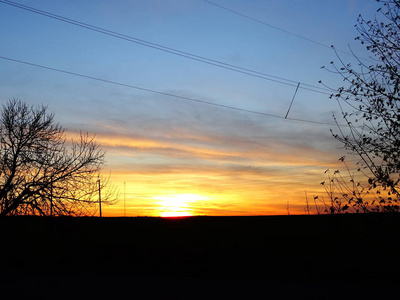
[317,0,400,213]
[0,99,117,216]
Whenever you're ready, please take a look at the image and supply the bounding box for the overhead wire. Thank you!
[203,0,334,50]
[0,55,343,127]
[202,0,374,63]
[0,0,334,96]
[0,1,374,207]
[0,0,362,126]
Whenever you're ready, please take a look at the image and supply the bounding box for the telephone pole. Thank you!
[98,178,102,217]
[50,176,53,216]
[124,182,126,217]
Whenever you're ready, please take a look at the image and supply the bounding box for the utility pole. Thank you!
[50,176,53,217]
[124,182,126,217]
[98,178,102,217]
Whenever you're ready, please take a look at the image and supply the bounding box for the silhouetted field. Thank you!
[1,214,400,298]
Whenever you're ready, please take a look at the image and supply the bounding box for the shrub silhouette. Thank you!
[318,0,400,213]
[313,157,399,214]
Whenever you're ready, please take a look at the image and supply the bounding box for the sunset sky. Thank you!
[0,0,381,216]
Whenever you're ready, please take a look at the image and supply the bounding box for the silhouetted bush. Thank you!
[318,0,400,213]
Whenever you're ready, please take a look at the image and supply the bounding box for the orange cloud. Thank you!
[66,123,346,217]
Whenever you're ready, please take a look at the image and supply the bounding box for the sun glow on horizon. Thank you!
[153,193,209,217]
[160,211,192,217]
[104,165,335,217]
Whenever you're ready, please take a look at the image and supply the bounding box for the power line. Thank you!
[285,82,300,119]
[0,0,333,96]
[0,55,341,126]
[203,0,333,50]
[203,0,373,62]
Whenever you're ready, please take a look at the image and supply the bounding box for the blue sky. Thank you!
[0,0,382,216]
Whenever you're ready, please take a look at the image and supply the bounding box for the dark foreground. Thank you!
[1,214,400,299]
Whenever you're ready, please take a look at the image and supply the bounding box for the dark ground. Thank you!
[1,214,400,299]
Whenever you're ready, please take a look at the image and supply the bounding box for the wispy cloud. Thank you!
[75,111,342,216]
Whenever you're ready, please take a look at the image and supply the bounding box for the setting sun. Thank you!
[153,194,209,217]
[3,0,381,218]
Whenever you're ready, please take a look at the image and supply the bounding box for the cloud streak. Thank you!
[69,107,345,216]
